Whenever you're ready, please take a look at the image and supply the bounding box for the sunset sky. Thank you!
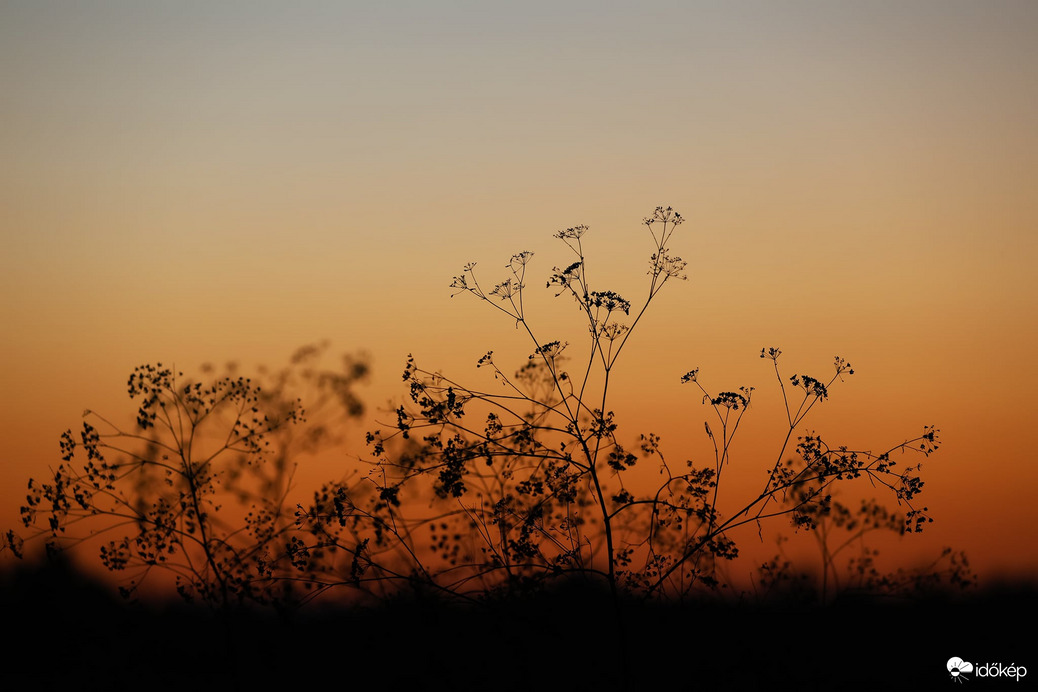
[2,1,1036,586]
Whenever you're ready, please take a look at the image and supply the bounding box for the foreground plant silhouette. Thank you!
[4,207,947,616]
[333,206,943,604]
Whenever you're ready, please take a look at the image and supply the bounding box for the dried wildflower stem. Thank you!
[3,209,957,616]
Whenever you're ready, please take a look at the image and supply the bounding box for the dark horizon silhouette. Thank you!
[2,551,1034,691]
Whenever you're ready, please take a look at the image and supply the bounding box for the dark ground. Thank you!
[2,558,1034,691]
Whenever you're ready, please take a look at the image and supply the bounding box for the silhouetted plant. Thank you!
[329,207,945,605]
[4,343,368,609]
[3,207,950,615]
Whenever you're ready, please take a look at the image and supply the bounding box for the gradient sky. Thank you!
[2,1,1036,585]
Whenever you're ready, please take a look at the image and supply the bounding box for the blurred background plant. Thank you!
[753,484,974,605]
[3,342,368,610]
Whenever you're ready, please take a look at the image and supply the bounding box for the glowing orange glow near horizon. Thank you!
[2,2,1037,590]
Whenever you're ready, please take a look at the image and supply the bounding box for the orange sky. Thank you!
[2,2,1037,587]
